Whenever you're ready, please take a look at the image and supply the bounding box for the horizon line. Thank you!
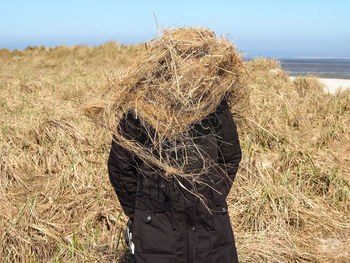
[0,42,349,59]
[291,56,350,59]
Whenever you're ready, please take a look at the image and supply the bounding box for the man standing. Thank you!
[104,27,245,262]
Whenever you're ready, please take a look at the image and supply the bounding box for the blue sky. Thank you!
[1,0,349,58]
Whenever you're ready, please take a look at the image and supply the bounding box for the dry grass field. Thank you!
[0,43,349,262]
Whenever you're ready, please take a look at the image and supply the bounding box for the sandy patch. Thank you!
[290,77,350,94]
[319,78,350,94]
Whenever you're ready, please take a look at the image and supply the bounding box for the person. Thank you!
[107,95,242,263]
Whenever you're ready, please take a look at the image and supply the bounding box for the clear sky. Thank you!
[1,0,349,58]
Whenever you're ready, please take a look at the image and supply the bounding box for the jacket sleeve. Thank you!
[216,104,242,199]
[107,112,143,218]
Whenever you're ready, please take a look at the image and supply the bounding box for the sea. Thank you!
[278,58,350,79]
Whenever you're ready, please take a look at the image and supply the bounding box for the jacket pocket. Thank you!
[133,197,175,254]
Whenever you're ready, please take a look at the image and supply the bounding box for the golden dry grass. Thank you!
[0,42,349,262]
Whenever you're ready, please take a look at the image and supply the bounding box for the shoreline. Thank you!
[289,76,350,94]
[288,74,350,80]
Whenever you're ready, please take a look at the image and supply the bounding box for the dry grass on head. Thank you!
[0,39,349,262]
[87,28,246,136]
[85,27,247,190]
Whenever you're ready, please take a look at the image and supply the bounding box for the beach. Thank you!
[281,58,350,93]
[290,76,350,94]
[319,78,350,93]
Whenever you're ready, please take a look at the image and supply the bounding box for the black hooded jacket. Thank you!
[108,99,242,263]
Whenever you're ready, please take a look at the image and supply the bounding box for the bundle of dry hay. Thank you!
[86,27,247,180]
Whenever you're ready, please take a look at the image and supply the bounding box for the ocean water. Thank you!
[279,58,350,79]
